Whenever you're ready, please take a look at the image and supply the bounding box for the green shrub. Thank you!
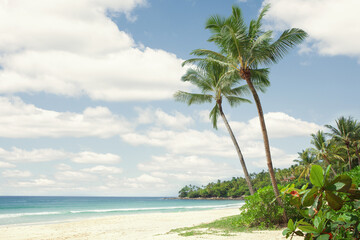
[237,185,303,229]
[237,186,279,228]
[282,165,360,240]
[344,165,360,186]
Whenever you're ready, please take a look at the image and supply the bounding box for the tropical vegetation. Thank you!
[177,116,360,239]
[178,116,360,200]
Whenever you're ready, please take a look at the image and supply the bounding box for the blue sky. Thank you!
[0,0,359,196]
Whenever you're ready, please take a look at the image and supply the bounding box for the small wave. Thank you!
[0,212,61,219]
[69,203,244,214]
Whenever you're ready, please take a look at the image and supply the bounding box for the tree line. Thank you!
[178,116,360,198]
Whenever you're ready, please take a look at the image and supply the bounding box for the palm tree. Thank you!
[174,60,256,195]
[183,4,307,208]
[326,116,359,170]
[294,149,317,180]
[352,121,360,166]
[310,130,337,175]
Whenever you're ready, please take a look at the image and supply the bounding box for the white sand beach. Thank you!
[0,208,302,240]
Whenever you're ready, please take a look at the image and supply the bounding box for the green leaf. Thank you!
[298,225,318,234]
[324,165,331,185]
[310,165,324,187]
[326,175,352,192]
[325,190,343,210]
[302,187,318,207]
[309,194,320,217]
[295,230,304,236]
[287,219,294,230]
[313,216,320,229]
[317,234,330,240]
[282,228,291,236]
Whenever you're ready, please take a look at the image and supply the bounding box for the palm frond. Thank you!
[268,28,308,64]
[181,68,213,92]
[174,91,213,105]
[209,104,220,129]
[225,96,252,107]
[249,68,270,93]
[229,84,251,97]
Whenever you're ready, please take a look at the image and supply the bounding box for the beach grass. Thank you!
[168,214,268,237]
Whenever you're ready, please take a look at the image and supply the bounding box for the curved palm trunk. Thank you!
[242,71,287,221]
[345,143,352,170]
[217,102,255,195]
[323,155,337,175]
[354,144,360,166]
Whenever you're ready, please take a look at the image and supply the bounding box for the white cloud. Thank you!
[263,0,360,60]
[0,1,136,54]
[71,152,121,164]
[122,128,235,157]
[2,169,32,178]
[82,165,123,174]
[252,152,298,169]
[0,146,121,164]
[227,112,322,140]
[55,171,96,182]
[135,107,194,129]
[123,110,320,172]
[138,154,241,185]
[0,147,67,162]
[16,178,56,187]
[0,0,188,101]
[0,161,16,168]
[122,111,318,159]
[0,97,132,138]
[57,164,72,171]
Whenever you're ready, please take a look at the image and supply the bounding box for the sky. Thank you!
[0,0,359,197]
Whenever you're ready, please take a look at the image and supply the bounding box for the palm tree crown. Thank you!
[175,61,252,128]
[326,116,360,169]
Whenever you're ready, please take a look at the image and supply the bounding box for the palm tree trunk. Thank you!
[243,73,287,221]
[217,102,255,195]
[354,144,360,166]
[346,143,352,170]
[323,155,337,175]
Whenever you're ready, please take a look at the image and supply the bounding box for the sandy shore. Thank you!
[0,208,300,240]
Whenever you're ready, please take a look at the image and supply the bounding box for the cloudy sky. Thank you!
[0,0,359,196]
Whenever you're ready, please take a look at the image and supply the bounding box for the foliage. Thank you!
[178,178,250,198]
[282,165,360,240]
[237,186,284,228]
[344,165,360,186]
[236,185,302,229]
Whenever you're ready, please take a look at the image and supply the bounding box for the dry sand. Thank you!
[0,208,301,240]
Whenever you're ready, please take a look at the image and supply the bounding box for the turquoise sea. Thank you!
[0,196,244,226]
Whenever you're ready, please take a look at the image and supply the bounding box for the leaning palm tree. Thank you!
[174,60,259,195]
[310,130,337,175]
[326,116,359,170]
[183,4,307,208]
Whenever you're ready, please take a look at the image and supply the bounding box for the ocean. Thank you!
[0,196,244,226]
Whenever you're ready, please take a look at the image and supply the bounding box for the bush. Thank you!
[237,185,303,229]
[344,165,360,186]
[237,186,279,228]
[282,165,360,240]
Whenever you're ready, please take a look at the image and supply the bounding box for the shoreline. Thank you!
[0,207,296,240]
[164,197,245,200]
